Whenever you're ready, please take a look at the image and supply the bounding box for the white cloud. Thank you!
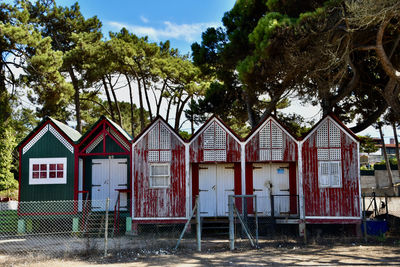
[140,15,149,23]
[108,20,220,42]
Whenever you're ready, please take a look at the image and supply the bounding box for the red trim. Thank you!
[74,145,78,204]
[132,219,187,224]
[19,121,49,149]
[78,152,130,156]
[245,163,253,213]
[103,123,106,153]
[289,162,297,214]
[78,119,104,146]
[129,152,132,218]
[306,218,361,224]
[17,147,22,215]
[192,163,199,208]
[234,163,241,195]
[104,127,130,153]
[80,130,104,153]
[78,190,89,194]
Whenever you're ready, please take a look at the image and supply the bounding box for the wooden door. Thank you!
[270,163,290,216]
[91,159,109,211]
[109,158,128,211]
[216,164,235,216]
[199,164,217,216]
[252,163,272,216]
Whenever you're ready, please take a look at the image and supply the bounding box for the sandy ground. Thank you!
[1,240,400,267]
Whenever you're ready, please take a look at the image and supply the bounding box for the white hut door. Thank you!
[271,163,290,216]
[109,159,128,211]
[92,158,128,211]
[252,164,272,216]
[199,164,217,216]
[216,164,235,216]
[92,159,109,211]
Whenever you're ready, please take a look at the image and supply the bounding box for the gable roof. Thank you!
[78,116,133,145]
[301,113,359,142]
[17,116,81,149]
[187,115,242,144]
[243,114,299,143]
[132,115,185,145]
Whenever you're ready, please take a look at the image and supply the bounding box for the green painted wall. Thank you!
[20,127,75,203]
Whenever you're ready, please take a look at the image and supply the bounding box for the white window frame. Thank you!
[318,161,342,188]
[149,163,170,189]
[29,158,67,185]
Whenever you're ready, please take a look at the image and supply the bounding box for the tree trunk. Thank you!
[69,67,82,133]
[102,77,115,122]
[378,122,395,196]
[166,95,174,122]
[125,74,135,137]
[0,61,11,125]
[156,79,167,116]
[175,95,190,131]
[136,76,145,131]
[142,76,153,120]
[392,122,400,196]
[107,75,122,126]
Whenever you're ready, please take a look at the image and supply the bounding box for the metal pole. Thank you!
[196,196,201,252]
[254,195,258,246]
[229,195,234,251]
[104,198,110,257]
[362,194,367,242]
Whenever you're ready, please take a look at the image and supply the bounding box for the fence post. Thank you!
[196,196,201,252]
[229,195,234,251]
[362,193,367,242]
[254,195,258,246]
[104,198,110,257]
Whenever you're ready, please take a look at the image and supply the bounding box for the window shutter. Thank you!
[330,162,341,187]
[319,162,330,187]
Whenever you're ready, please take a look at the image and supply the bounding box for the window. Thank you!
[318,161,341,188]
[29,158,67,185]
[259,121,283,161]
[203,121,226,161]
[149,163,170,188]
[148,122,171,162]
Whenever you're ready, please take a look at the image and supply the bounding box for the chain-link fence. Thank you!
[0,199,194,257]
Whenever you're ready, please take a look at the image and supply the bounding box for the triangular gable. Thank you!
[243,115,298,145]
[301,114,359,144]
[78,116,131,154]
[18,117,81,154]
[187,115,242,145]
[132,116,185,146]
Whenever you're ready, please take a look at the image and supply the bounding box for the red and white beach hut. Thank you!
[189,116,242,217]
[300,114,361,225]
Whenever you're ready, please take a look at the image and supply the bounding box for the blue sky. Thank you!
[56,0,236,54]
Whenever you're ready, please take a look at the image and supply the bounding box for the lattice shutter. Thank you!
[148,124,159,150]
[86,134,104,153]
[271,150,283,161]
[23,125,49,155]
[204,150,215,161]
[259,149,271,161]
[159,124,171,150]
[160,151,171,162]
[317,121,329,147]
[203,124,215,149]
[148,151,159,162]
[108,127,130,151]
[317,149,329,160]
[215,123,226,149]
[271,122,283,148]
[259,121,271,148]
[49,125,74,153]
[329,149,341,160]
[329,121,341,147]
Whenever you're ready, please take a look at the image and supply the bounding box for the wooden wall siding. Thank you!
[134,129,186,218]
[245,120,297,162]
[190,122,241,163]
[302,124,360,217]
[20,129,75,202]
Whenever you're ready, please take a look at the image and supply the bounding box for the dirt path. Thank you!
[2,243,400,266]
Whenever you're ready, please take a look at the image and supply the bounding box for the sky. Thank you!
[17,0,395,140]
[56,0,236,55]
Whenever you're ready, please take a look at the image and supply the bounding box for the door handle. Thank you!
[92,184,101,187]
[199,189,208,192]
[212,185,216,190]
[280,189,290,192]
[253,189,262,192]
[225,189,234,192]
